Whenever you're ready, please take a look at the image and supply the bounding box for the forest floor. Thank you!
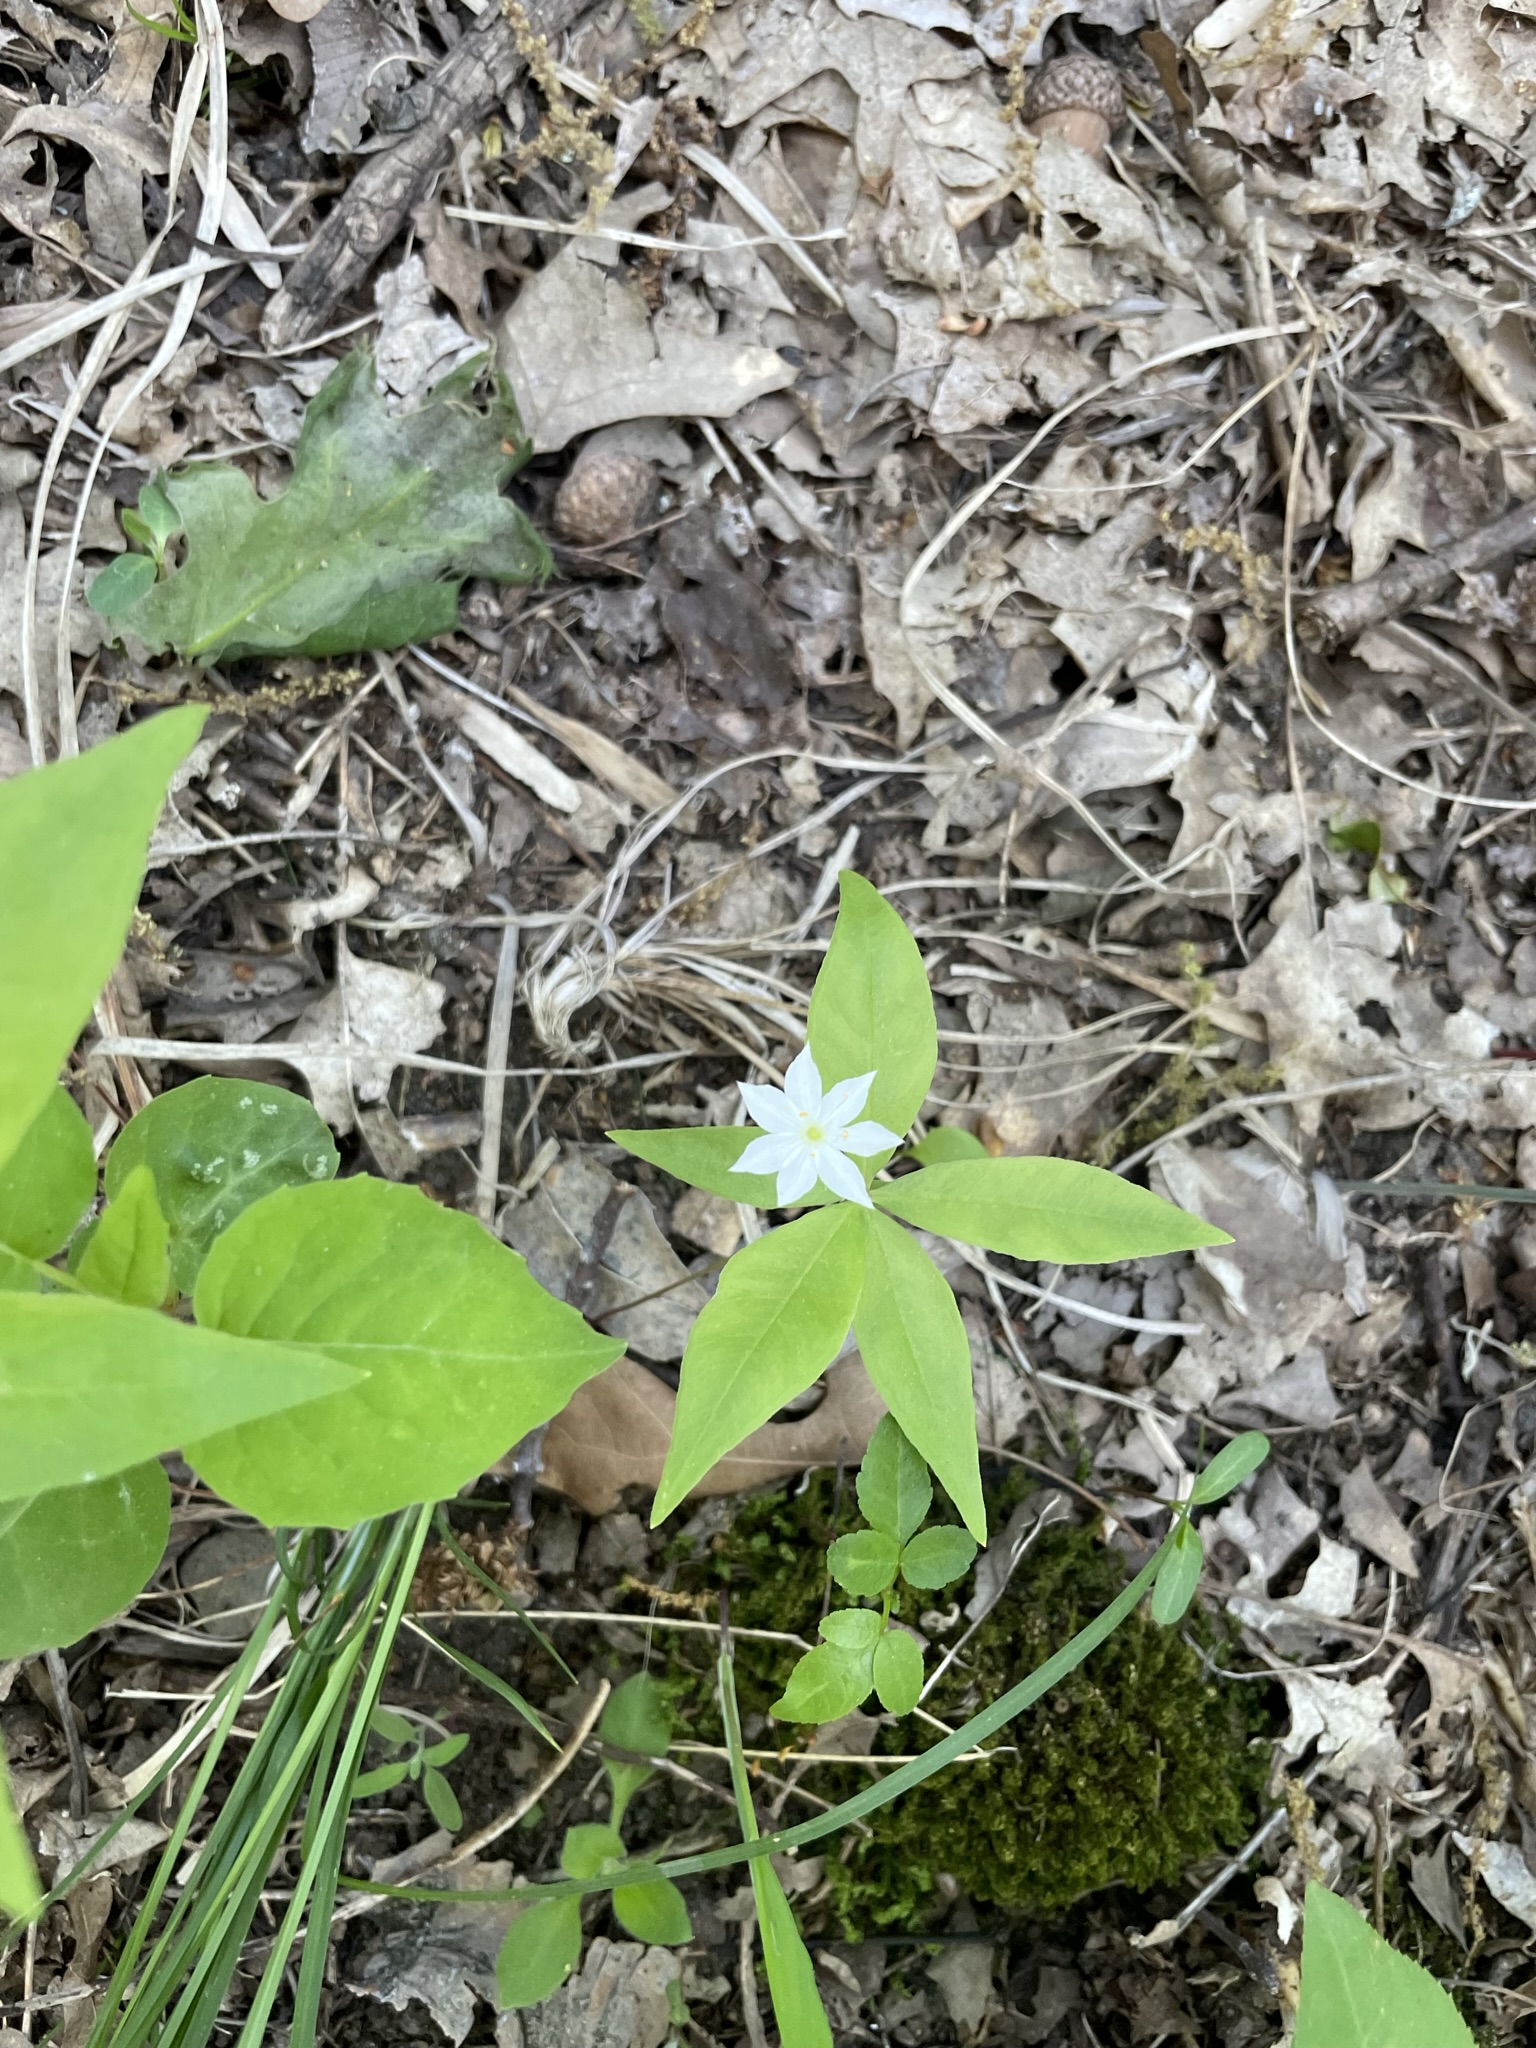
[6,0,1536,2041]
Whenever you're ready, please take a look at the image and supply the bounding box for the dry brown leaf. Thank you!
[534,1353,886,1516]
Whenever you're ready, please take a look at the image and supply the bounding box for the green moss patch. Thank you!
[664,1477,1274,1932]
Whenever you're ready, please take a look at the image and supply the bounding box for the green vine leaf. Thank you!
[771,1641,873,1724]
[900,1525,978,1590]
[871,1627,924,1715]
[88,350,549,663]
[827,1529,900,1597]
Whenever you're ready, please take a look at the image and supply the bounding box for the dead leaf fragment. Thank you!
[1339,1457,1420,1577]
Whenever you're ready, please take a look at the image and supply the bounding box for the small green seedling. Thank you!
[1149,1430,1271,1626]
[496,1676,692,2010]
[772,1417,977,1723]
[354,1708,469,1832]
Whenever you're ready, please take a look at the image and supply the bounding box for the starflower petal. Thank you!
[774,1148,820,1206]
[819,1071,875,1127]
[814,1145,874,1207]
[735,1133,800,1176]
[738,1080,799,1134]
[782,1047,824,1115]
[839,1119,903,1157]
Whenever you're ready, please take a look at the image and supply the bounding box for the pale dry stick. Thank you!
[895,319,1310,761]
[475,914,520,1225]
[375,652,489,862]
[0,253,239,383]
[49,0,232,756]
[954,1245,1202,1340]
[89,1034,682,1083]
[920,1491,1070,1705]
[1280,340,1325,937]
[444,202,847,257]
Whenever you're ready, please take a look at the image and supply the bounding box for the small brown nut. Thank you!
[552,437,657,547]
[1023,52,1125,160]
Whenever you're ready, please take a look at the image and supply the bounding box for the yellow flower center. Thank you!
[801,1120,826,1144]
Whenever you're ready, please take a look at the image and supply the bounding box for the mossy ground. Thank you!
[664,1474,1276,1935]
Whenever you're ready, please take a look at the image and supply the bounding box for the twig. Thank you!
[475,915,519,1225]
[1301,497,1536,651]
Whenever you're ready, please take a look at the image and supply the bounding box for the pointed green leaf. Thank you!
[0,1462,169,1658]
[496,1895,582,2010]
[606,1125,843,1209]
[562,1823,625,1880]
[1295,1882,1475,2048]
[137,479,182,548]
[910,1128,988,1164]
[853,1210,985,1541]
[0,1750,41,1923]
[807,872,936,1136]
[1150,1520,1203,1626]
[653,1205,865,1525]
[874,1156,1231,1264]
[370,1707,417,1746]
[0,706,206,1175]
[871,1627,924,1716]
[613,1875,692,1945]
[0,1087,95,1290]
[76,1165,171,1308]
[86,551,158,618]
[421,1733,469,1769]
[601,1673,672,1758]
[1188,1431,1270,1506]
[856,1413,931,1543]
[0,1293,359,1504]
[899,1525,978,1590]
[770,1641,873,1724]
[423,1768,463,1831]
[352,1761,412,1797]
[827,1529,900,1597]
[89,349,549,663]
[187,1177,623,1527]
[106,1076,339,1293]
[755,1856,834,2047]
[819,1607,883,1653]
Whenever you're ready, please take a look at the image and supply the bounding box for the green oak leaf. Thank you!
[106,1076,338,1293]
[853,1210,985,1541]
[807,872,937,1138]
[874,1156,1232,1264]
[0,707,205,1175]
[187,1177,623,1528]
[88,350,549,662]
[0,1463,170,1657]
[652,1204,865,1525]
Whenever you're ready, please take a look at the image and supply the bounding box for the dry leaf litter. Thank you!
[8,0,1536,2040]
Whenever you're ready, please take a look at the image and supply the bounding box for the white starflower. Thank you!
[732,1048,902,1209]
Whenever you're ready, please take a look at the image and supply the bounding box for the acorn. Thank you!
[1024,53,1125,160]
[552,431,657,547]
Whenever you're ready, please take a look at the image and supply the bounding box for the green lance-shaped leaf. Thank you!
[187,1176,623,1528]
[756,1857,834,2048]
[0,1293,359,1504]
[0,1462,170,1658]
[89,349,549,663]
[612,1874,692,1946]
[75,1165,171,1308]
[1149,1518,1204,1626]
[1188,1431,1270,1506]
[856,1413,931,1544]
[106,1076,339,1294]
[874,1156,1232,1265]
[0,706,206,1176]
[899,1525,977,1590]
[871,1627,924,1716]
[1294,1882,1475,2048]
[909,1127,988,1164]
[495,1895,582,2010]
[807,872,937,1139]
[652,1204,865,1525]
[423,1770,463,1832]
[0,1087,95,1290]
[827,1530,900,1598]
[853,1210,986,1541]
[0,1749,41,1923]
[606,1122,852,1209]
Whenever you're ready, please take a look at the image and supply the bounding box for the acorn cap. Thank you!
[1024,52,1125,130]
